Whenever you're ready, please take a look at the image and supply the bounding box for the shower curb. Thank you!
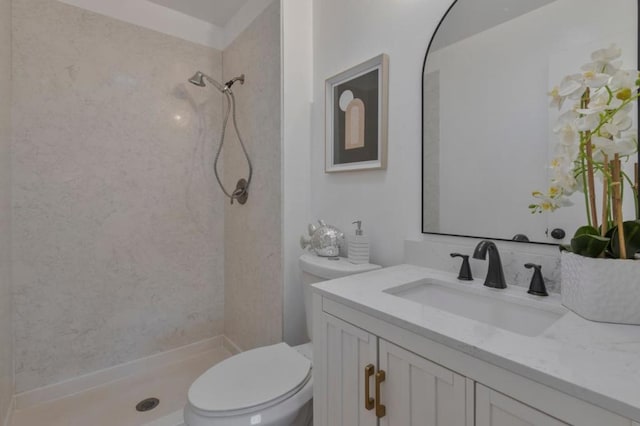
[14,335,227,410]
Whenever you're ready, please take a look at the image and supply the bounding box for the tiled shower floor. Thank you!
[11,346,231,426]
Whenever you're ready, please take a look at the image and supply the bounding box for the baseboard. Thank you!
[223,336,243,355]
[15,335,226,410]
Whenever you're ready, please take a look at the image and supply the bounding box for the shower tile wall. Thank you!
[12,0,225,392]
[0,0,13,419]
[223,1,283,351]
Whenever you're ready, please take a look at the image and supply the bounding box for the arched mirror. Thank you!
[422,0,639,244]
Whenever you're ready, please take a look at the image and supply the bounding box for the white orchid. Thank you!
[576,89,623,115]
[617,133,636,156]
[554,170,579,195]
[617,133,638,157]
[548,86,566,109]
[556,122,579,147]
[576,113,600,132]
[582,44,623,74]
[582,70,611,89]
[553,111,581,147]
[551,150,579,189]
[530,187,574,214]
[600,106,633,138]
[533,45,640,231]
[609,69,639,91]
[592,44,622,62]
[592,135,637,159]
[557,74,586,99]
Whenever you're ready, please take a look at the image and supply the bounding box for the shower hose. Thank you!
[213,89,253,204]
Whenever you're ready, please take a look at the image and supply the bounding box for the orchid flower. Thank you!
[609,69,639,91]
[553,115,579,146]
[576,89,622,115]
[600,107,633,138]
[548,86,566,109]
[582,44,623,74]
[557,74,585,99]
[534,44,640,224]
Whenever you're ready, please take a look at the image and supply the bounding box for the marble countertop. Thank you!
[313,264,640,421]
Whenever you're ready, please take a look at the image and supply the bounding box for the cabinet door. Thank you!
[476,384,568,426]
[315,312,378,426]
[378,339,468,426]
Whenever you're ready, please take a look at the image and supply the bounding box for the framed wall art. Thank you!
[325,54,389,172]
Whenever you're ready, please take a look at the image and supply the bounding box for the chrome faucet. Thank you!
[472,240,507,289]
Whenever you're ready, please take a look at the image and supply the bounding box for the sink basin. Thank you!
[385,279,566,337]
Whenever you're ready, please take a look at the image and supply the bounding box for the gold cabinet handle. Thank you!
[375,370,386,418]
[364,364,375,410]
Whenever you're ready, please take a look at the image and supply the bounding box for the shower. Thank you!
[188,71,252,205]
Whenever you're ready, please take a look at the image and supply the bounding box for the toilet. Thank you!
[183,253,381,426]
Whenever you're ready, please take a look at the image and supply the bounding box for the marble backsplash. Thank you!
[405,235,562,293]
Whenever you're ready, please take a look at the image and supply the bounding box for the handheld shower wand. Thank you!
[188,71,251,205]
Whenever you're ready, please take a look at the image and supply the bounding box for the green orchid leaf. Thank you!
[610,221,640,259]
[604,226,616,239]
[573,226,600,237]
[559,244,572,253]
[604,225,617,257]
[570,234,610,258]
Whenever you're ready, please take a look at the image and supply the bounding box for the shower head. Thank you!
[188,71,206,87]
[188,71,226,92]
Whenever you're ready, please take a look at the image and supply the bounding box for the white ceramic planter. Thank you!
[561,251,640,325]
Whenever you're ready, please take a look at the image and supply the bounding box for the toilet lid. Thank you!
[188,343,312,413]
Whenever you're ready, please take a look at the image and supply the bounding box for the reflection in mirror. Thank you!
[422,0,638,244]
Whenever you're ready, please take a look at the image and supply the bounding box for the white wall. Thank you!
[281,0,312,345]
[312,0,453,267]
[0,0,12,420]
[312,0,637,272]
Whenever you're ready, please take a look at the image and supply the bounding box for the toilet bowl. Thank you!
[183,254,381,426]
[184,343,313,426]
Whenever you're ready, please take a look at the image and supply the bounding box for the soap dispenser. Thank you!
[348,220,370,264]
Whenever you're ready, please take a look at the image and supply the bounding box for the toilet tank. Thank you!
[299,254,381,341]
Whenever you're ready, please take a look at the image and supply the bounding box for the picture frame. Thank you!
[325,54,389,172]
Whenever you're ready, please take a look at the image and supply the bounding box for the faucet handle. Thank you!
[524,263,548,296]
[450,253,473,281]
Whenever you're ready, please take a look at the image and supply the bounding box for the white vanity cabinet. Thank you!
[315,310,470,426]
[319,313,377,426]
[313,295,639,426]
[378,338,468,426]
[475,384,567,426]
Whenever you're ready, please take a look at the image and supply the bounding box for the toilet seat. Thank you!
[187,343,312,418]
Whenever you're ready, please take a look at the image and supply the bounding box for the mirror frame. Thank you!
[420,0,640,244]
